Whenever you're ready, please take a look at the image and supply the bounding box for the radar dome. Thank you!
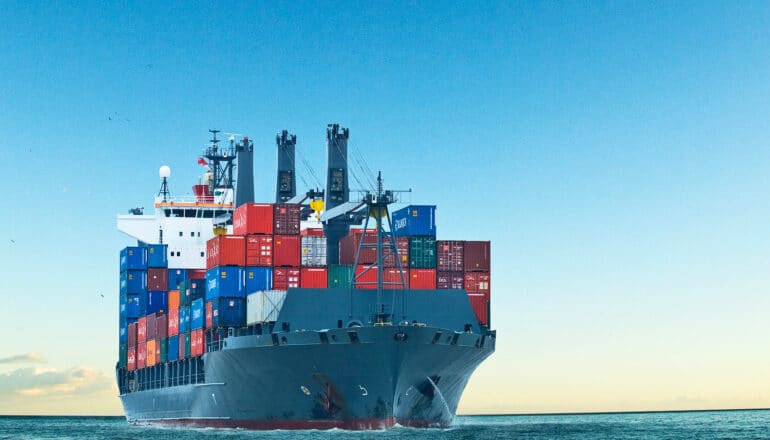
[159,165,171,178]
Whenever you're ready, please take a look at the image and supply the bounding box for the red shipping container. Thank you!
[273,267,300,290]
[354,265,378,289]
[383,268,408,289]
[127,348,136,371]
[273,235,301,267]
[167,307,179,337]
[300,268,328,288]
[300,228,325,237]
[147,268,168,291]
[191,329,204,357]
[468,292,490,327]
[339,234,374,265]
[178,333,187,360]
[137,342,146,369]
[273,203,301,235]
[127,322,137,348]
[340,233,407,267]
[437,240,464,272]
[137,316,147,343]
[168,290,180,310]
[206,235,246,268]
[246,235,273,266]
[205,301,213,330]
[464,271,490,294]
[155,340,161,364]
[410,268,437,289]
[156,313,168,339]
[437,271,464,289]
[146,339,156,367]
[464,241,490,272]
[233,203,273,236]
[188,269,206,280]
[383,237,410,268]
[146,313,157,340]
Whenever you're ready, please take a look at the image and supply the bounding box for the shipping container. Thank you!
[300,235,327,267]
[273,267,300,290]
[383,236,409,268]
[178,332,190,360]
[180,280,204,306]
[168,268,187,290]
[119,319,128,343]
[410,268,437,289]
[167,335,179,362]
[120,246,147,272]
[147,268,168,291]
[146,290,167,315]
[191,329,204,357]
[146,313,157,340]
[273,203,301,235]
[156,313,168,339]
[120,292,146,319]
[437,271,464,289]
[137,316,147,343]
[437,240,464,272]
[127,347,136,371]
[391,205,436,237]
[383,268,409,289]
[119,270,147,295]
[119,343,127,368]
[233,203,273,235]
[167,307,179,337]
[273,235,301,267]
[354,265,378,289]
[245,234,273,266]
[205,300,213,329]
[168,290,180,310]
[127,322,137,347]
[339,233,374,265]
[146,339,157,367]
[188,269,206,280]
[463,271,490,294]
[463,241,491,272]
[145,244,168,268]
[179,306,190,333]
[209,298,246,328]
[245,266,273,293]
[300,267,328,288]
[191,298,204,330]
[159,338,167,363]
[206,235,246,268]
[137,342,146,369]
[246,290,287,324]
[300,227,324,237]
[468,292,490,327]
[205,266,245,299]
[409,236,437,268]
[328,264,354,288]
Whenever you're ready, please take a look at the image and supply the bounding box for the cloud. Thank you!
[0,353,46,364]
[0,366,114,398]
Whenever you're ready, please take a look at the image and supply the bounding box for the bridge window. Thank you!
[178,231,183,237]
[200,252,204,257]
[190,232,194,237]
[177,251,181,257]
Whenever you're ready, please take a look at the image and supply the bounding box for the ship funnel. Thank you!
[276,130,297,203]
[235,136,254,207]
[323,123,351,264]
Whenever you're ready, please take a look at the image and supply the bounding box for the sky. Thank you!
[1,0,770,415]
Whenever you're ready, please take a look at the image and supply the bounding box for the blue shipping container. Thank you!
[179,306,191,333]
[168,269,187,290]
[391,205,437,237]
[245,267,273,293]
[146,290,168,315]
[119,270,147,295]
[120,246,147,272]
[191,298,204,330]
[205,266,245,300]
[119,319,128,343]
[145,244,168,268]
[167,335,179,361]
[120,292,146,319]
[209,298,246,328]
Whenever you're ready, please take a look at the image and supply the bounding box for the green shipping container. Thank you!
[160,338,168,363]
[184,332,191,358]
[409,236,437,268]
[118,343,127,368]
[328,265,354,288]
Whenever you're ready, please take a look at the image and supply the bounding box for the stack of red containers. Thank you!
[126,322,137,371]
[342,230,409,289]
[462,241,491,327]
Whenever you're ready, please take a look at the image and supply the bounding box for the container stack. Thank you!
[393,205,437,290]
[462,241,491,327]
[119,246,147,371]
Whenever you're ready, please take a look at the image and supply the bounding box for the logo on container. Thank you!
[208,278,217,291]
[394,218,407,231]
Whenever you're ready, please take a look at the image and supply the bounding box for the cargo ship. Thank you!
[116,126,495,429]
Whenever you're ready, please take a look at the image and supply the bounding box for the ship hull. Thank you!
[120,325,494,429]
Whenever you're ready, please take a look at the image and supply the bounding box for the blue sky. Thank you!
[1,1,770,414]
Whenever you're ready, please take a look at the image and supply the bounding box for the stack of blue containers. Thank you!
[205,266,247,328]
[119,246,147,368]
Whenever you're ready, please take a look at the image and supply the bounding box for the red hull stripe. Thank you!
[138,417,447,430]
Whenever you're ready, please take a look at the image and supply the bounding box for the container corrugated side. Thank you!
[245,266,273,293]
[147,268,168,291]
[300,267,328,288]
[463,241,491,272]
[246,235,273,266]
[409,236,437,268]
[437,240,464,272]
[391,205,436,237]
[246,290,287,324]
[233,203,273,236]
[209,298,246,327]
[273,267,300,290]
[206,235,246,268]
[301,235,327,267]
[205,266,245,299]
[328,265,353,288]
[273,203,301,235]
[120,247,147,272]
[145,244,168,268]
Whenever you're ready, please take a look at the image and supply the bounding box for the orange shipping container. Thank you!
[206,235,246,269]
[384,268,408,289]
[168,290,180,310]
[233,203,273,236]
[191,329,204,357]
[146,339,157,367]
[137,342,146,369]
[127,348,136,371]
[300,268,328,288]
[410,268,437,289]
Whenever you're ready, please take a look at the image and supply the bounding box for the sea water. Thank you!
[0,410,768,439]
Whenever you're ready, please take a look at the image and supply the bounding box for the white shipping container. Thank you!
[301,236,327,267]
[246,290,288,324]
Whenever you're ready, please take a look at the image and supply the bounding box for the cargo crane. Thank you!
[275,130,325,219]
[323,124,357,264]
[234,134,254,208]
